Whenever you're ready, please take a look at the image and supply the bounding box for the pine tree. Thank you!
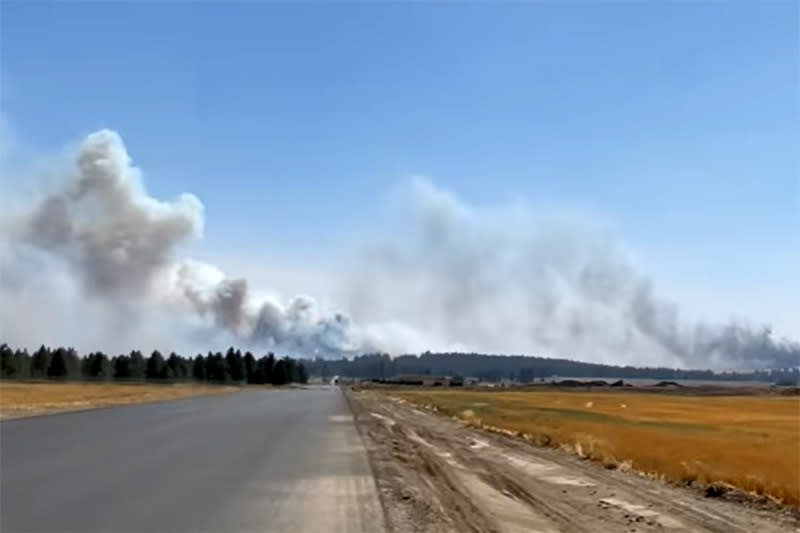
[0,343,17,378]
[225,347,245,382]
[113,355,132,379]
[271,359,289,385]
[47,348,68,378]
[91,352,110,378]
[207,352,228,382]
[129,350,146,380]
[192,355,206,381]
[244,352,256,383]
[31,345,51,378]
[146,350,166,379]
[167,352,184,379]
[264,353,275,384]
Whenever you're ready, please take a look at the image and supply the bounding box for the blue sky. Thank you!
[1,2,798,335]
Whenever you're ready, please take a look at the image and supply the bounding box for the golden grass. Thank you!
[0,381,239,419]
[387,388,800,506]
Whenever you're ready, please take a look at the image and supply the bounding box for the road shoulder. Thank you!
[347,388,799,533]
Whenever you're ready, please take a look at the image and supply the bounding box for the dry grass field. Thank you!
[0,382,239,419]
[386,388,800,506]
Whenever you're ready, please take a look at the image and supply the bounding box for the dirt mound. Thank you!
[554,379,610,387]
[653,380,684,388]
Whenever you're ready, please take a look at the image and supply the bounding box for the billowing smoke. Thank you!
[20,130,203,296]
[1,129,798,369]
[346,180,800,369]
[1,130,371,357]
[174,261,365,355]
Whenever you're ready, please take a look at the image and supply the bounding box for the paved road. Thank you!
[0,387,385,532]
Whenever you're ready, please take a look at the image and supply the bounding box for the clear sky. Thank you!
[1,1,798,338]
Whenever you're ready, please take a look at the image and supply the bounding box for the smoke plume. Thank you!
[347,180,799,368]
[1,129,798,369]
[1,130,369,357]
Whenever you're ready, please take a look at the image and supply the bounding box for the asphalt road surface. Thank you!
[0,387,386,532]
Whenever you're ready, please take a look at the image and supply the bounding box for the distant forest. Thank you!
[2,344,798,386]
[300,352,799,384]
[0,344,308,385]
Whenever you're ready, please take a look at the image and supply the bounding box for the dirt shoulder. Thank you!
[346,388,799,533]
[382,387,799,506]
[0,381,240,420]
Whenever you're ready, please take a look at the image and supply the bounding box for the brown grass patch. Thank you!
[0,381,239,419]
[386,388,800,507]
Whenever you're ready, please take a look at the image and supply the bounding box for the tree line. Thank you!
[0,344,309,385]
[3,344,796,386]
[301,351,799,384]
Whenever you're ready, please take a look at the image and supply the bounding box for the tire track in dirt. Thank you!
[389,405,611,533]
[347,389,799,533]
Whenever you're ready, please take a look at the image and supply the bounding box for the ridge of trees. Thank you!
[300,351,799,384]
[0,344,309,385]
[3,344,796,386]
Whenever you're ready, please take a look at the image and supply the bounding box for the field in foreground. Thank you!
[0,382,239,419]
[382,388,800,507]
[349,389,798,533]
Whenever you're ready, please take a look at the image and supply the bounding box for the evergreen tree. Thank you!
[90,352,110,378]
[271,359,289,385]
[225,347,245,382]
[47,348,69,378]
[0,343,18,378]
[264,353,275,384]
[244,352,256,383]
[146,350,167,379]
[167,352,185,379]
[192,355,206,381]
[206,352,228,382]
[31,345,51,378]
[251,360,265,384]
[129,350,146,380]
[64,348,80,377]
[14,348,32,378]
[113,355,132,379]
[80,354,93,378]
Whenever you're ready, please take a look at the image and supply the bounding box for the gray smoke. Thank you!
[1,129,797,369]
[175,262,365,356]
[19,130,203,296]
[1,129,369,356]
[344,179,800,369]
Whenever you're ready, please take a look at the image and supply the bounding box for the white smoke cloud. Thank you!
[344,178,800,369]
[0,129,370,357]
[1,128,798,369]
[19,130,203,295]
